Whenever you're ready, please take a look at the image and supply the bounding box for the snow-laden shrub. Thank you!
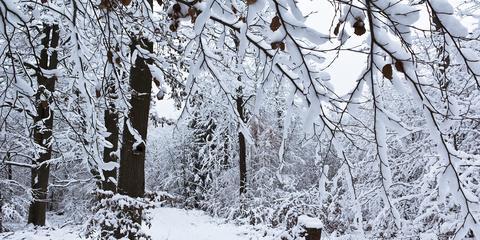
[86,190,153,240]
[0,179,30,230]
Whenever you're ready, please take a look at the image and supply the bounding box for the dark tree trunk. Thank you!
[222,133,229,168]
[6,152,12,181]
[102,82,119,192]
[236,96,247,196]
[304,228,322,240]
[238,131,247,195]
[117,38,153,199]
[0,190,3,232]
[28,24,59,226]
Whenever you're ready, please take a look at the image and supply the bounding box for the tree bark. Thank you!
[28,23,59,226]
[222,133,229,168]
[236,96,247,196]
[102,81,118,192]
[0,190,3,232]
[6,152,12,181]
[304,227,322,240]
[117,38,153,198]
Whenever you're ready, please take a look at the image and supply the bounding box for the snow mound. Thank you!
[297,215,323,229]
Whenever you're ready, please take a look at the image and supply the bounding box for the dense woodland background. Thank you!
[0,0,480,239]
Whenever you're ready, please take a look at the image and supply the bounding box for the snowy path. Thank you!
[0,207,269,240]
[145,208,262,240]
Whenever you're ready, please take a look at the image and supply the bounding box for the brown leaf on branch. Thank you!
[99,0,112,9]
[395,61,404,73]
[115,57,122,66]
[353,19,366,36]
[107,51,113,64]
[170,21,179,32]
[188,7,197,23]
[173,3,181,12]
[270,16,281,32]
[334,22,341,36]
[271,41,285,51]
[120,0,131,6]
[382,64,393,80]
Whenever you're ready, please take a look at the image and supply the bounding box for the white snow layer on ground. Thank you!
[0,207,273,240]
[144,208,265,240]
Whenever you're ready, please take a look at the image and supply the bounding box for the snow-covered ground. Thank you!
[0,223,83,240]
[144,208,268,240]
[0,207,272,240]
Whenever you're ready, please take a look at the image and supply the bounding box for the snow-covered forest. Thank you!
[0,0,479,239]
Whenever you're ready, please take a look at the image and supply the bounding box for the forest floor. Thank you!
[0,207,273,240]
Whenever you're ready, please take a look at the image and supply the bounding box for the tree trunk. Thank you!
[102,81,118,192]
[304,228,322,240]
[0,190,3,232]
[222,133,229,168]
[7,152,12,181]
[236,96,247,196]
[28,23,59,226]
[117,38,153,198]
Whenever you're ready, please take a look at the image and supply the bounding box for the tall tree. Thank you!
[28,23,60,226]
[0,190,3,233]
[101,78,119,193]
[117,38,154,198]
[235,88,247,196]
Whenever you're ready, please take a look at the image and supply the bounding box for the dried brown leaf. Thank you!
[270,16,281,32]
[353,19,366,36]
[334,22,341,36]
[395,61,404,73]
[382,64,393,80]
[271,41,285,51]
[120,0,131,6]
[107,51,113,64]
